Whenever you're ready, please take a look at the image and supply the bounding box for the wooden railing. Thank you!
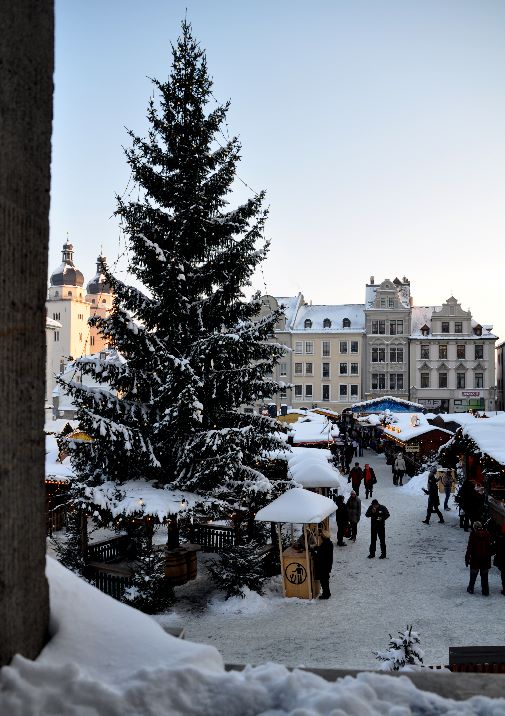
[47,503,67,536]
[86,535,130,563]
[190,523,237,553]
[85,561,133,601]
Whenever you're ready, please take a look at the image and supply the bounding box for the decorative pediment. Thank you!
[419,362,431,371]
[436,362,449,372]
[472,362,485,371]
[455,362,467,371]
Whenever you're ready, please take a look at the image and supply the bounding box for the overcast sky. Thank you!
[51,0,505,341]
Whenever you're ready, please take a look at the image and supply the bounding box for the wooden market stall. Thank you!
[255,488,336,600]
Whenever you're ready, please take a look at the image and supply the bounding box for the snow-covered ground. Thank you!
[165,449,505,670]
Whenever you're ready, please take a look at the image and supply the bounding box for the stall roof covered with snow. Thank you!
[460,414,505,467]
[350,396,425,414]
[288,411,339,446]
[255,488,336,524]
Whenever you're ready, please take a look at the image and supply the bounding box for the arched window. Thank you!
[67,291,72,297]
[304,319,312,329]
[102,298,106,304]
[54,291,59,297]
[323,318,332,329]
[91,299,95,304]
[342,318,351,328]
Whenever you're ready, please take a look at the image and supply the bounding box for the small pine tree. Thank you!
[374,625,424,671]
[206,542,266,599]
[122,534,174,614]
[53,508,88,578]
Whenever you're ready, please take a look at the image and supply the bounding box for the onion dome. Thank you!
[86,255,112,295]
[50,242,84,287]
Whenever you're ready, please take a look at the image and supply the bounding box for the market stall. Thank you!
[255,488,336,599]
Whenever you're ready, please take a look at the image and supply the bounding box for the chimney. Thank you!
[370,276,374,285]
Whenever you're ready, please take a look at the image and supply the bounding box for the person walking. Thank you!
[335,495,349,547]
[441,469,455,511]
[352,438,359,458]
[465,521,493,595]
[394,453,407,486]
[344,442,354,474]
[363,463,376,499]
[422,470,444,524]
[348,462,363,495]
[312,529,333,599]
[346,491,361,542]
[365,499,390,559]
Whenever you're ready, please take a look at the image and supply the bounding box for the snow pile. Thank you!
[400,471,429,495]
[85,480,198,520]
[255,488,336,524]
[45,434,74,482]
[208,582,282,616]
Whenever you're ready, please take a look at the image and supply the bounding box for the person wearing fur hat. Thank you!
[465,521,493,595]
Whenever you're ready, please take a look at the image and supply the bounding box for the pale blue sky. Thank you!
[51,0,505,338]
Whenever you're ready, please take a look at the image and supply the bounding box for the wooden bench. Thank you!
[449,646,505,673]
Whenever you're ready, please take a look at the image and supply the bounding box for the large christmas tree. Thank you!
[62,21,290,530]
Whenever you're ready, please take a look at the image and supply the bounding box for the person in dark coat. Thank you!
[346,490,361,541]
[312,529,333,599]
[457,479,483,532]
[365,499,390,559]
[335,494,349,546]
[348,462,363,495]
[344,442,354,474]
[422,470,444,524]
[465,521,493,595]
[493,524,505,596]
[363,463,376,499]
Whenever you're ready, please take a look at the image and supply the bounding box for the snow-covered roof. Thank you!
[410,306,437,336]
[365,281,411,309]
[255,487,336,523]
[351,396,425,413]
[45,434,74,483]
[287,446,333,466]
[276,294,302,329]
[289,413,339,445]
[46,317,62,329]
[291,304,365,332]
[289,461,341,488]
[436,413,481,427]
[85,480,199,520]
[382,412,453,442]
[461,414,505,466]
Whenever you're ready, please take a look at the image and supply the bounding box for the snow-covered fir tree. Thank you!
[374,625,424,671]
[206,542,267,599]
[60,21,290,551]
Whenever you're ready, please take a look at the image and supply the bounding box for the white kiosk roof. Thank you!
[255,488,336,524]
[290,462,341,488]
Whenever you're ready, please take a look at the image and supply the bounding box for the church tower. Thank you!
[46,241,91,398]
[85,254,114,353]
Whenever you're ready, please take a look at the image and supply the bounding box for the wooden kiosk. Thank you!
[255,488,336,600]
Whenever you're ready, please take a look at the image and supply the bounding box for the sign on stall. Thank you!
[405,444,420,453]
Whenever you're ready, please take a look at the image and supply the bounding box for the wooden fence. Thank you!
[190,523,237,552]
[85,561,133,601]
[86,535,130,563]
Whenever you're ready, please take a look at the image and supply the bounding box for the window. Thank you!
[350,384,359,397]
[455,322,463,333]
[322,385,330,402]
[371,373,386,390]
[394,320,403,335]
[304,319,312,329]
[305,385,313,398]
[442,322,450,333]
[342,318,351,328]
[390,374,404,390]
[449,305,455,316]
[54,331,59,342]
[420,373,430,388]
[322,341,330,357]
[439,345,447,359]
[350,341,359,353]
[389,320,397,335]
[390,347,404,363]
[79,333,82,341]
[475,373,484,388]
[339,341,348,353]
[280,386,287,398]
[91,299,96,304]
[294,363,303,375]
[457,345,465,359]
[305,341,314,354]
[280,363,287,376]
[397,374,404,390]
[339,363,348,375]
[380,298,386,308]
[439,372,448,388]
[475,345,483,360]
[350,362,359,375]
[339,384,348,398]
[372,347,385,363]
[457,373,466,389]
[388,297,395,308]
[420,345,429,359]
[52,312,60,321]
[371,320,385,334]
[322,362,330,378]
[90,335,95,347]
[295,341,303,354]
[67,291,72,297]
[294,385,303,399]
[323,318,331,328]
[305,362,313,375]
[102,299,106,304]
